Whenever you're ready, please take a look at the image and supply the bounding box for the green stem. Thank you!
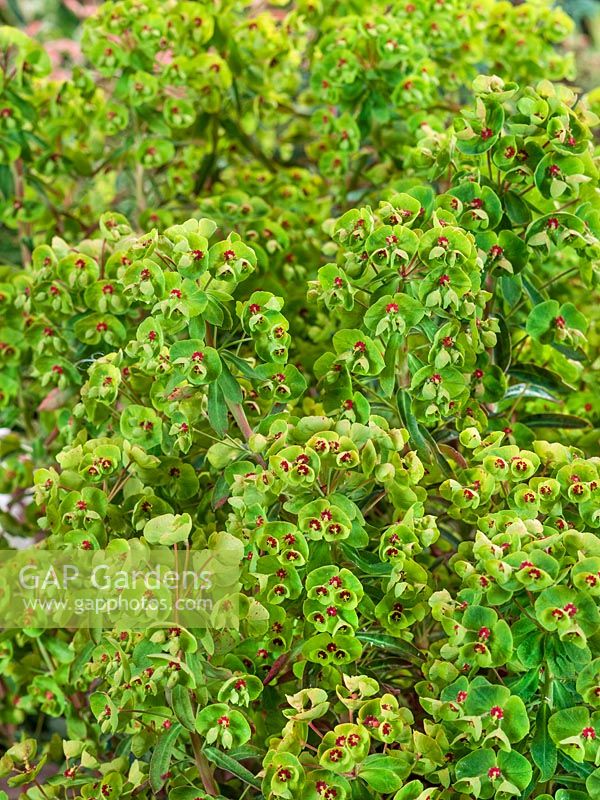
[37,638,55,673]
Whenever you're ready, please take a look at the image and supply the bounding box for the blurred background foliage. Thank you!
[1,0,600,78]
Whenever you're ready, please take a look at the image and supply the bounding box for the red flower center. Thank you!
[563,603,578,617]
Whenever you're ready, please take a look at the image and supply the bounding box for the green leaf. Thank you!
[69,639,95,681]
[558,753,594,780]
[143,513,192,546]
[227,745,264,760]
[587,767,600,800]
[208,380,228,437]
[500,275,523,308]
[520,413,591,430]
[508,363,573,394]
[218,361,243,404]
[202,746,261,789]
[552,342,587,362]
[526,300,559,340]
[0,165,14,200]
[169,788,219,800]
[531,703,557,781]
[503,383,558,403]
[170,685,196,731]
[396,390,452,476]
[340,543,392,576]
[355,631,423,663]
[221,351,259,380]
[494,314,511,371]
[522,276,546,307]
[556,790,589,800]
[89,692,118,733]
[150,722,182,793]
[505,190,532,225]
[380,332,399,398]
[358,754,405,792]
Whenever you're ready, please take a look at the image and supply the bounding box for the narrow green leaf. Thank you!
[531,703,557,781]
[218,361,243,404]
[503,383,558,403]
[551,342,587,362]
[0,165,15,200]
[587,767,600,800]
[500,275,523,308]
[558,753,593,780]
[520,413,591,430]
[202,746,261,789]
[508,363,573,394]
[380,332,399,398]
[506,668,539,703]
[505,190,532,225]
[69,640,95,681]
[227,745,263,760]
[169,686,196,731]
[522,276,546,307]
[150,722,182,793]
[340,543,392,576]
[221,351,259,380]
[396,390,452,476]
[208,381,228,437]
[355,631,423,662]
[494,314,511,371]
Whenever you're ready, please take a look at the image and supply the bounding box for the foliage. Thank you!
[0,1,599,800]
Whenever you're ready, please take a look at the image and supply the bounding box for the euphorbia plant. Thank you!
[0,1,599,800]
[0,0,578,271]
[1,208,599,798]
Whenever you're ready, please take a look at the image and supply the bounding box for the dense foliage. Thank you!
[0,1,599,800]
